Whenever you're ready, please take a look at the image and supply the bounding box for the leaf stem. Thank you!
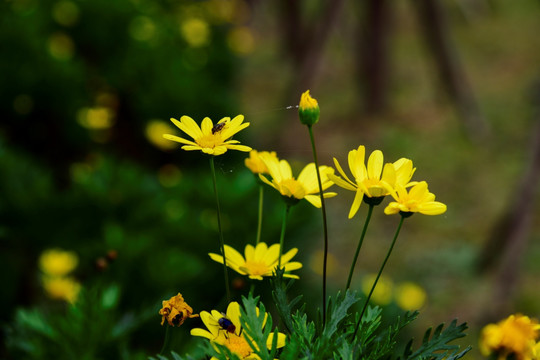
[159,325,172,355]
[255,184,264,244]
[352,215,405,339]
[346,204,374,289]
[307,125,329,327]
[278,204,290,268]
[209,156,231,302]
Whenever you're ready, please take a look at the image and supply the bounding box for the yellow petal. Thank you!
[163,134,198,146]
[328,172,356,191]
[226,302,242,334]
[367,150,383,180]
[418,202,447,215]
[348,189,364,219]
[175,116,203,140]
[201,117,214,134]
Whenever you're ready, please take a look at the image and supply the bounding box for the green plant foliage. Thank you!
[400,320,471,360]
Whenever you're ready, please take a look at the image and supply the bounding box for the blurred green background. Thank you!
[1,0,540,358]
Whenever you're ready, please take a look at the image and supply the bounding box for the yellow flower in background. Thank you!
[181,18,210,47]
[298,90,320,126]
[384,181,447,216]
[258,153,336,208]
[159,293,199,326]
[479,314,540,360]
[42,276,81,303]
[209,242,302,280]
[361,274,393,306]
[329,146,415,218]
[395,282,427,310]
[191,301,286,360]
[39,249,79,277]
[163,115,251,156]
[245,150,277,175]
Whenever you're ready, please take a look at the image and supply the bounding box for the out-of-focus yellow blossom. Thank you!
[384,181,446,216]
[52,0,79,27]
[209,242,302,280]
[227,26,255,55]
[258,153,336,208]
[191,301,286,360]
[181,18,210,47]
[329,146,415,218]
[163,115,251,156]
[245,150,277,175]
[479,314,540,360]
[159,293,199,326]
[39,249,78,277]
[48,32,74,61]
[77,106,115,129]
[145,120,179,150]
[361,274,393,306]
[395,282,427,310]
[298,90,320,126]
[42,276,81,304]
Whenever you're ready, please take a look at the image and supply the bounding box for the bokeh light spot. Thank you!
[180,18,210,47]
[361,274,393,306]
[145,119,179,151]
[52,0,80,27]
[77,107,115,129]
[395,282,427,310]
[227,26,255,56]
[13,94,34,115]
[129,16,157,42]
[158,164,182,188]
[48,32,75,61]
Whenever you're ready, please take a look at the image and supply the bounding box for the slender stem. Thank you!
[307,125,329,327]
[278,204,290,268]
[352,215,405,340]
[255,184,264,244]
[159,325,172,355]
[346,204,374,289]
[249,282,256,296]
[209,157,231,302]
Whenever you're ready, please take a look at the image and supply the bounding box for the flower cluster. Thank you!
[39,248,81,303]
[480,314,540,360]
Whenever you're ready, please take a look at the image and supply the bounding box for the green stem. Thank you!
[278,204,290,268]
[307,125,329,327]
[352,215,405,340]
[346,204,374,290]
[255,184,264,244]
[209,157,231,302]
[249,282,256,296]
[159,325,172,355]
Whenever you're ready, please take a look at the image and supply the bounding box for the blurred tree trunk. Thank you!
[477,90,540,314]
[360,0,391,113]
[414,0,490,142]
[279,0,346,99]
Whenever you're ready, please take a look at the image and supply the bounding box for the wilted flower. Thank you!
[384,181,446,216]
[258,153,335,207]
[209,242,302,280]
[191,301,286,360]
[479,314,540,360]
[163,115,251,156]
[159,293,199,326]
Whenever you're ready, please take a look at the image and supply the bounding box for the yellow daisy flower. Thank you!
[258,153,336,208]
[209,242,302,280]
[159,292,199,326]
[329,145,416,218]
[479,314,540,360]
[244,150,277,175]
[42,276,81,304]
[39,248,79,277]
[163,115,251,155]
[191,301,286,360]
[384,181,447,216]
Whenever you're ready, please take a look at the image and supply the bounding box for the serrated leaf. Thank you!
[405,320,471,360]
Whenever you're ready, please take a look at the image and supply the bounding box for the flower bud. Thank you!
[298,90,320,126]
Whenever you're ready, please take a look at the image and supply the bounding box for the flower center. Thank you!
[280,179,306,199]
[243,260,270,276]
[197,134,222,149]
[224,334,252,358]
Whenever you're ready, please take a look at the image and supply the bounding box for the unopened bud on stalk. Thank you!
[298,90,320,126]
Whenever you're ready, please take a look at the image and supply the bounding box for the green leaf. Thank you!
[404,319,471,360]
